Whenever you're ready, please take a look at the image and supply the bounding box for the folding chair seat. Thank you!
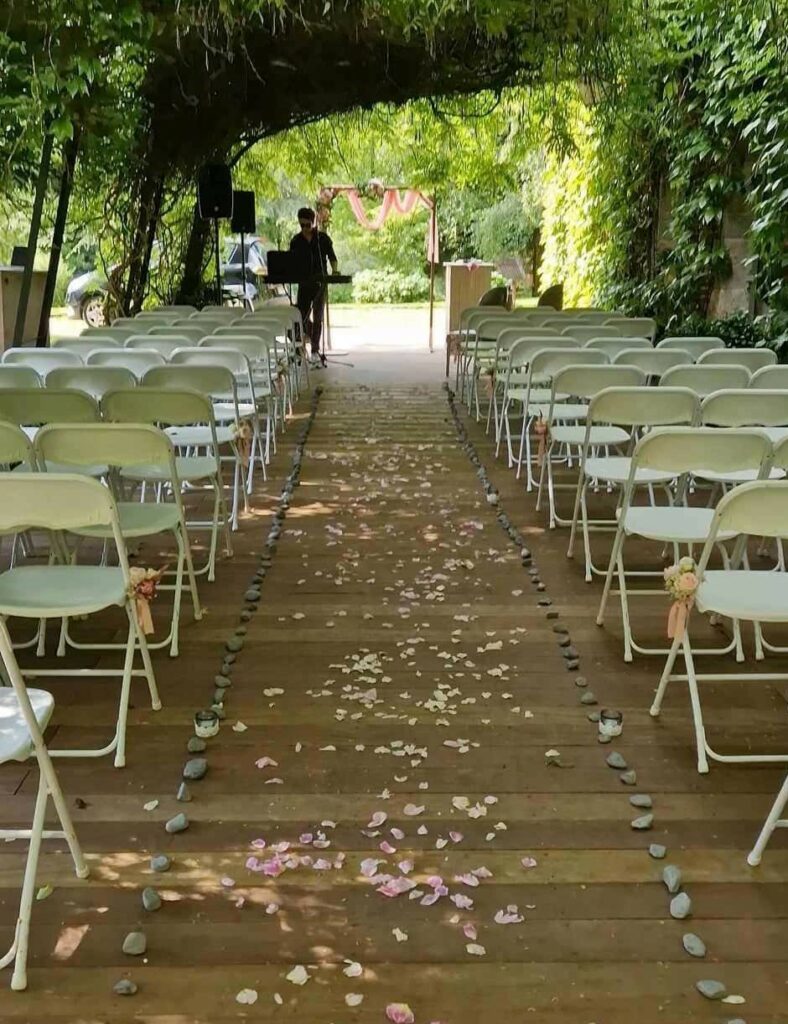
[0,473,160,768]
[0,679,88,990]
[657,335,724,359]
[698,347,777,371]
[535,365,646,528]
[567,387,700,581]
[35,423,202,658]
[102,387,232,580]
[595,427,772,662]
[650,479,788,774]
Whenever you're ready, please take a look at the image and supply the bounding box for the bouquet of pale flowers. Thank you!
[128,566,163,635]
[664,556,699,640]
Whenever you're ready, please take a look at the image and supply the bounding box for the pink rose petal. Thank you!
[255,756,278,769]
[521,856,538,869]
[367,811,387,828]
[380,840,397,854]
[398,859,414,874]
[386,1004,415,1024]
[463,922,477,940]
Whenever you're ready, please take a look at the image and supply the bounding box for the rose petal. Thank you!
[345,993,364,1006]
[466,942,486,956]
[386,1003,415,1024]
[235,988,258,1005]
[285,964,309,986]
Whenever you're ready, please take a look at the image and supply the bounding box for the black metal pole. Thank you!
[13,133,53,347]
[37,127,81,346]
[214,218,221,305]
[240,230,247,307]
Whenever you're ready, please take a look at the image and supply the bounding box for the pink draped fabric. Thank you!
[337,187,439,263]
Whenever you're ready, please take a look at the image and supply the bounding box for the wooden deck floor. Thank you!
[1,377,787,1022]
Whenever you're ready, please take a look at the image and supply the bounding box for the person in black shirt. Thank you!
[289,207,338,363]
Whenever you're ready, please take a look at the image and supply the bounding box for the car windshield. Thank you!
[226,241,267,270]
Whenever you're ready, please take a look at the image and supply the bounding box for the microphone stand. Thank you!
[314,223,353,368]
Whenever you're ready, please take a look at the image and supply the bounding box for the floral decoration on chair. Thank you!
[128,567,163,635]
[664,556,699,640]
[232,418,254,468]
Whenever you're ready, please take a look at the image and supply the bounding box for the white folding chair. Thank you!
[87,348,166,379]
[596,427,772,662]
[46,366,136,400]
[35,423,202,658]
[124,335,187,358]
[509,348,609,489]
[495,337,580,458]
[0,643,88,990]
[657,336,724,359]
[583,337,652,360]
[0,473,160,768]
[650,479,788,774]
[751,366,788,390]
[698,348,777,371]
[701,389,788,448]
[561,324,622,343]
[536,364,646,528]
[54,336,122,357]
[2,348,82,379]
[567,387,700,581]
[660,364,751,397]
[102,387,233,581]
[146,325,207,344]
[604,316,657,341]
[612,347,693,378]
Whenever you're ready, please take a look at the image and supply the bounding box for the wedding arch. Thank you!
[316,181,438,349]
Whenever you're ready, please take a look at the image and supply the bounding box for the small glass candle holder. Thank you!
[194,709,220,739]
[599,709,623,738]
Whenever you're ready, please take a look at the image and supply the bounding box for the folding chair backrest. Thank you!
[0,366,41,389]
[750,365,788,390]
[611,348,692,376]
[660,364,751,397]
[589,386,699,428]
[213,324,278,341]
[46,366,137,399]
[100,325,138,342]
[170,347,248,376]
[102,386,215,428]
[633,426,772,476]
[562,310,619,323]
[603,316,657,340]
[706,480,788,547]
[530,347,609,381]
[698,347,777,371]
[0,388,99,426]
[86,348,166,378]
[124,335,186,358]
[771,436,788,470]
[583,337,652,359]
[110,317,137,327]
[131,314,180,327]
[134,310,182,321]
[147,325,206,344]
[147,304,197,315]
[2,348,83,377]
[191,306,239,318]
[503,334,578,367]
[701,389,788,427]
[0,422,35,466]
[0,473,118,535]
[657,335,724,358]
[199,336,273,363]
[142,364,236,398]
[36,422,175,471]
[55,335,121,351]
[552,364,646,400]
[561,324,622,343]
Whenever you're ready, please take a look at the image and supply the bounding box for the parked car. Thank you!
[222,236,282,302]
[65,268,109,326]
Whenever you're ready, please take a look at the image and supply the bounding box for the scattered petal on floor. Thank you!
[235,988,258,1005]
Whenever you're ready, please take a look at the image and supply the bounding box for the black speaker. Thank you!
[198,163,233,219]
[231,190,256,234]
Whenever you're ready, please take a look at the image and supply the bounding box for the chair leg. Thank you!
[682,636,710,774]
[180,522,202,623]
[650,633,682,717]
[596,526,624,626]
[130,603,161,715]
[580,490,593,583]
[168,532,185,658]
[748,774,788,866]
[112,615,137,769]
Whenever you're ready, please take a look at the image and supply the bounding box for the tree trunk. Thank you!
[37,127,81,346]
[13,133,53,346]
[176,201,211,304]
[124,170,165,314]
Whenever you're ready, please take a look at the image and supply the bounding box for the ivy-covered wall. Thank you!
[539,0,787,340]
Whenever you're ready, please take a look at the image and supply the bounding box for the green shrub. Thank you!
[352,268,430,303]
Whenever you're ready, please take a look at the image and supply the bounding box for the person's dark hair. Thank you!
[297,207,316,223]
